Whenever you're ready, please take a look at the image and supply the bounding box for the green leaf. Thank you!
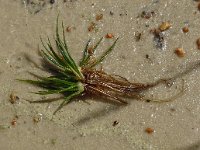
[40,17,84,80]
[90,38,119,68]
[35,85,77,95]
[53,90,83,115]
[80,37,103,67]
[79,39,91,66]
[55,18,83,79]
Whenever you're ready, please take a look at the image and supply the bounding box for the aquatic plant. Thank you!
[21,18,183,115]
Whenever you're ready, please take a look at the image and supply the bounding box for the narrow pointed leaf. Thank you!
[80,37,103,67]
[36,85,77,95]
[90,38,119,68]
[53,90,83,115]
[79,39,91,66]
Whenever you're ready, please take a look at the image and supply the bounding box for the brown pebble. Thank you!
[196,38,200,49]
[33,116,41,123]
[141,11,155,19]
[141,11,151,19]
[87,47,94,55]
[145,54,149,59]
[146,99,151,102]
[50,0,55,4]
[33,114,42,124]
[105,33,114,39]
[170,108,176,112]
[110,11,114,15]
[96,14,103,21]
[9,92,19,104]
[11,119,17,126]
[198,3,200,11]
[159,21,171,31]
[174,48,185,57]
[66,26,72,32]
[182,27,189,33]
[88,22,96,32]
[145,127,154,134]
[135,32,142,41]
[150,28,161,35]
[66,26,76,32]
[113,121,119,126]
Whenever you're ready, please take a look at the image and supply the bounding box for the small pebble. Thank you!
[141,11,155,19]
[182,27,189,33]
[198,3,200,11]
[145,127,154,134]
[96,14,103,21]
[11,119,17,126]
[159,22,171,31]
[87,47,94,55]
[66,26,72,32]
[33,114,43,123]
[88,22,96,32]
[146,99,151,102]
[50,0,55,4]
[174,48,185,57]
[135,32,142,41]
[9,92,19,104]
[113,121,119,126]
[105,33,114,39]
[110,11,114,15]
[196,38,200,49]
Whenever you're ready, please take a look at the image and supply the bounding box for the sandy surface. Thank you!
[1,0,200,149]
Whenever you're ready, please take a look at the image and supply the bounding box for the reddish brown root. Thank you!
[85,85,128,104]
[81,68,184,104]
[135,79,185,103]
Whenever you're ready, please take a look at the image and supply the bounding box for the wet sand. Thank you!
[1,0,200,149]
